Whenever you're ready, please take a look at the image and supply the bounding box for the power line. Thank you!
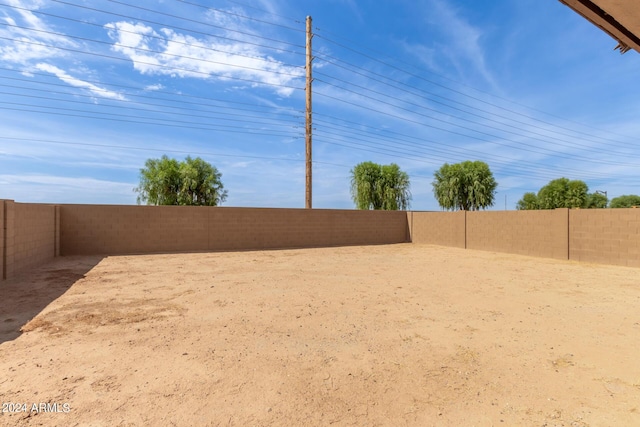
[0,91,301,127]
[313,54,634,152]
[0,35,302,91]
[51,0,304,48]
[218,0,301,22]
[314,125,614,181]
[50,0,304,48]
[0,22,304,78]
[0,20,302,70]
[0,104,301,137]
[314,71,637,162]
[175,0,304,32]
[313,32,638,144]
[0,68,301,115]
[0,136,351,169]
[313,87,634,168]
[0,2,304,56]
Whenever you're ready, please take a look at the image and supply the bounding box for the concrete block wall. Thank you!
[466,209,569,260]
[208,208,408,252]
[1,200,7,280]
[1,200,58,280]
[408,211,466,248]
[570,208,640,267]
[4,200,640,278]
[61,205,210,255]
[13,203,58,273]
[60,205,409,255]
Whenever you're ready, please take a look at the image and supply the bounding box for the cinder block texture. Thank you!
[408,211,466,248]
[61,205,409,255]
[0,200,5,280]
[61,205,209,255]
[570,208,640,267]
[3,200,15,279]
[467,209,569,260]
[12,203,57,274]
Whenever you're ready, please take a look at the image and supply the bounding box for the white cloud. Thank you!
[104,21,304,96]
[0,0,74,63]
[144,84,165,91]
[34,63,126,100]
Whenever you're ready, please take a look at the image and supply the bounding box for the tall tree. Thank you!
[519,178,590,210]
[135,155,227,206]
[432,161,497,211]
[350,161,411,210]
[610,194,640,208]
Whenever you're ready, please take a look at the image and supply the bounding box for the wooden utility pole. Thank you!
[305,16,313,209]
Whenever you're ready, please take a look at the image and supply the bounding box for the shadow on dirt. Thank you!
[0,256,104,344]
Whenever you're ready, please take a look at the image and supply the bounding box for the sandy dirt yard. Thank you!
[1,243,639,427]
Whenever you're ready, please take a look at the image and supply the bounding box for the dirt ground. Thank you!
[0,244,639,427]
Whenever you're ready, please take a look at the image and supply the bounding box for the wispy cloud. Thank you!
[0,0,74,64]
[418,0,497,89]
[34,63,126,100]
[104,20,304,96]
[144,83,165,91]
[0,0,127,101]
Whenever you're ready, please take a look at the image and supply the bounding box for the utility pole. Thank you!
[305,16,313,209]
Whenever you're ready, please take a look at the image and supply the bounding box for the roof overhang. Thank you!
[559,0,640,53]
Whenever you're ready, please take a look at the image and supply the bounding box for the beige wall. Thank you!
[408,211,466,248]
[466,209,569,260]
[3,199,640,281]
[60,205,409,255]
[1,200,58,280]
[0,200,7,280]
[409,208,640,267]
[409,209,571,260]
[13,203,58,273]
[570,208,640,267]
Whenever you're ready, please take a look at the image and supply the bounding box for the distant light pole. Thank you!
[595,190,607,198]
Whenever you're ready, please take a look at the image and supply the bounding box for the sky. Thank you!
[1,0,639,210]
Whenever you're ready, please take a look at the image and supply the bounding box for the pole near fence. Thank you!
[305,16,313,209]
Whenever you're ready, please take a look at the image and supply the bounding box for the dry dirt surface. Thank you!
[1,244,639,427]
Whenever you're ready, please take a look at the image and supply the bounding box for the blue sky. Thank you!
[1,0,639,210]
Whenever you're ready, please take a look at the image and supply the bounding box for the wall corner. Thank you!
[2,200,15,280]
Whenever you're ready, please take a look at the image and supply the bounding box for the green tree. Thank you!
[350,161,411,210]
[610,194,640,208]
[586,192,608,209]
[536,178,588,209]
[135,155,227,206]
[516,192,539,210]
[432,160,497,211]
[517,178,611,210]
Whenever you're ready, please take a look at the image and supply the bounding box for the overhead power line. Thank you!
[313,29,636,142]
[0,35,302,91]
[313,53,633,151]
[0,2,304,56]
[50,0,305,49]
[0,68,301,115]
[0,136,351,169]
[313,88,634,169]
[0,22,303,78]
[0,104,301,137]
[175,0,304,32]
[0,20,302,70]
[314,71,632,159]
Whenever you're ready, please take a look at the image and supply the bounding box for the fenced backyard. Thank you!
[1,200,640,425]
